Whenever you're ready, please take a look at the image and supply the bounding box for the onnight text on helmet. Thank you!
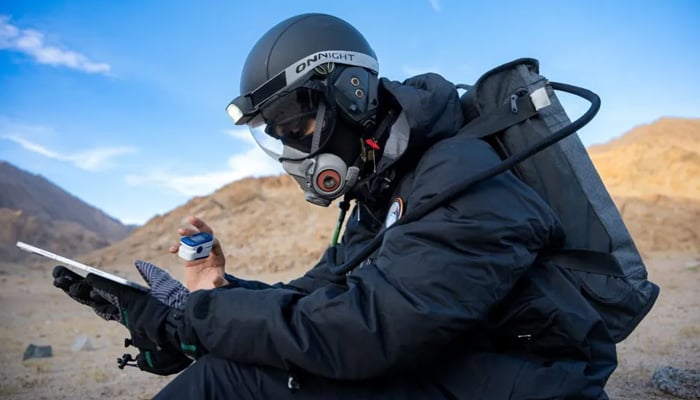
[294,51,356,74]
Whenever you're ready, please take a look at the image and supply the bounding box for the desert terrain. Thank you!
[0,118,698,399]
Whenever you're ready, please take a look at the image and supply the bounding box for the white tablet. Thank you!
[16,241,149,292]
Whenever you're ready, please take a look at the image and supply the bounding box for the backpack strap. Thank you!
[458,94,538,139]
[538,249,626,277]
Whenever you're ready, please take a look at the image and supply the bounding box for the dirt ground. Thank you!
[0,252,697,399]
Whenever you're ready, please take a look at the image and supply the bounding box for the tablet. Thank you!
[16,241,149,292]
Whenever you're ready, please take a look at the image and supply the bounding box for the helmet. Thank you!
[226,13,379,136]
[225,13,381,206]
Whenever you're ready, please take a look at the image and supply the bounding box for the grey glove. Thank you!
[132,260,189,309]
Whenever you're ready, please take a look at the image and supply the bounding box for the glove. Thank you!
[84,261,202,357]
[52,261,199,374]
[53,265,122,321]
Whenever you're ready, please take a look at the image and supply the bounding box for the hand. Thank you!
[52,261,200,373]
[53,260,190,323]
[169,216,227,291]
[85,260,201,355]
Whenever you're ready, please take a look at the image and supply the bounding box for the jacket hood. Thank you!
[379,73,465,162]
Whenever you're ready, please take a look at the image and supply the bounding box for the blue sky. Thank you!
[1,1,698,225]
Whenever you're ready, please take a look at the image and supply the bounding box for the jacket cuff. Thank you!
[166,308,204,359]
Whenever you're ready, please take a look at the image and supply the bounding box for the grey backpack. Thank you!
[456,58,659,342]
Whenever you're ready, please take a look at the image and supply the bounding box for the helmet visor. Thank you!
[247,87,327,160]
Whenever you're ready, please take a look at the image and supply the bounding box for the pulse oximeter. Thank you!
[178,232,214,261]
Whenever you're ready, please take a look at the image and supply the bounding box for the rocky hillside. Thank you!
[588,118,700,253]
[82,176,339,282]
[588,118,700,200]
[79,117,700,284]
[0,161,134,262]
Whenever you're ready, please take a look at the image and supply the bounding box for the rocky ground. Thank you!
[0,251,697,399]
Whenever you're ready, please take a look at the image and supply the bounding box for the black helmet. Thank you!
[226,13,379,129]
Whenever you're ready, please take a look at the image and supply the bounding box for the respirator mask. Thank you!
[237,84,361,206]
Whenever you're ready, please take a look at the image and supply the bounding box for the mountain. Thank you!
[75,117,700,282]
[0,161,135,262]
[588,118,700,253]
[81,175,338,282]
[588,118,700,200]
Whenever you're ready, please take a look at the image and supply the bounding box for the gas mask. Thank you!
[279,147,360,207]
[239,85,362,207]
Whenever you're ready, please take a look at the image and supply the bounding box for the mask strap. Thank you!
[278,87,336,163]
[309,100,326,154]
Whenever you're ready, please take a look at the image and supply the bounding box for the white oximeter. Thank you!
[178,232,214,261]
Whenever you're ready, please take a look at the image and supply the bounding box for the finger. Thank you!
[52,265,66,278]
[54,276,77,291]
[53,276,70,290]
[53,267,84,290]
[177,227,199,237]
[68,279,94,300]
[52,265,82,280]
[171,227,198,254]
[188,216,213,235]
[211,238,224,257]
[171,225,197,254]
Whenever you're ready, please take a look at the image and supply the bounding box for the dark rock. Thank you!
[651,366,700,399]
[22,344,52,360]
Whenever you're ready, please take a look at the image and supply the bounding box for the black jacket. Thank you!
[181,74,617,399]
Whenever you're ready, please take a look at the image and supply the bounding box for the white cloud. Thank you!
[125,129,282,196]
[0,15,111,74]
[1,134,137,171]
[428,0,441,12]
[225,128,255,145]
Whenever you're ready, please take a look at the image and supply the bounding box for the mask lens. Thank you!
[248,87,324,159]
[262,88,320,139]
[248,115,285,160]
[271,113,317,140]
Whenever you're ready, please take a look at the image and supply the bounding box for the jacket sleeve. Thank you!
[223,246,348,293]
[180,139,562,380]
[223,274,276,290]
[283,247,348,293]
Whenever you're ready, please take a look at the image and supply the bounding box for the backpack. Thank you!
[332,58,659,343]
[456,58,658,342]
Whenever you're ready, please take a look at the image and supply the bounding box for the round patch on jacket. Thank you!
[385,197,404,228]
